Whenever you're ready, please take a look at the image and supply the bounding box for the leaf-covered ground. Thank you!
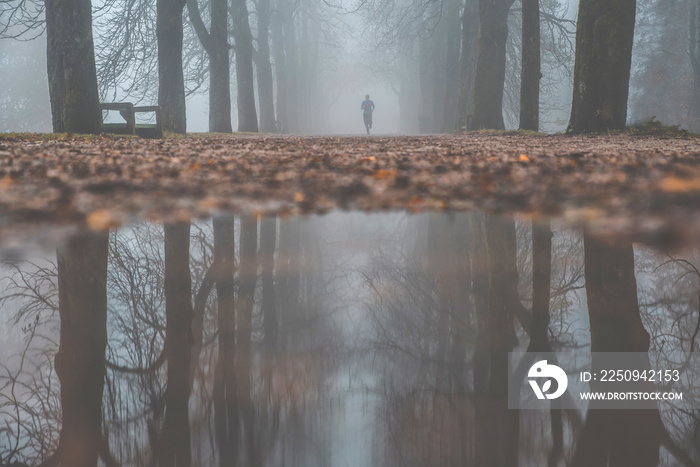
[1,133,700,247]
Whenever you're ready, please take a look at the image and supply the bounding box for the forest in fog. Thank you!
[2,0,700,134]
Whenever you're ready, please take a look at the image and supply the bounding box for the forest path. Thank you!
[1,133,700,245]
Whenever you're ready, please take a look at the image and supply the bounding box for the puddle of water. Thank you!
[0,211,699,466]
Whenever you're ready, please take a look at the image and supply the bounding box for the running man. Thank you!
[361,94,375,135]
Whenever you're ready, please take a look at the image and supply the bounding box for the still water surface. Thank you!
[0,211,699,466]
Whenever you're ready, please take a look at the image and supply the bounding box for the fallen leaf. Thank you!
[658,176,700,192]
[373,169,396,179]
[86,209,122,231]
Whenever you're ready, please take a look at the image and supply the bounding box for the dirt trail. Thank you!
[1,133,700,246]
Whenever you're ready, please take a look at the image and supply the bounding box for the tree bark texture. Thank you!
[455,0,479,131]
[157,0,187,133]
[519,0,540,131]
[568,0,636,133]
[470,0,516,130]
[45,0,101,134]
[160,222,194,467]
[231,0,259,132]
[256,0,277,132]
[55,231,109,467]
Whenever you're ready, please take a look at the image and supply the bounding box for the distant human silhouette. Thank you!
[361,94,375,135]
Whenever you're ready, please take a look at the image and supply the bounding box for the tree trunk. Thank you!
[689,1,700,130]
[277,217,301,351]
[519,0,540,131]
[157,0,187,133]
[209,0,233,132]
[261,216,278,354]
[256,0,277,132]
[470,0,515,130]
[455,0,479,131]
[298,4,310,131]
[159,222,194,467]
[45,0,101,134]
[270,2,288,132]
[55,231,109,467]
[571,233,663,466]
[283,4,300,133]
[231,0,259,132]
[418,20,438,133]
[237,215,258,464]
[529,219,551,350]
[482,213,520,467]
[186,0,232,132]
[212,216,238,466]
[443,0,463,132]
[468,212,490,467]
[568,0,636,133]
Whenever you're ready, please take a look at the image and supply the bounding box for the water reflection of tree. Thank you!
[0,256,60,465]
[0,215,343,466]
[362,213,584,467]
[636,246,700,464]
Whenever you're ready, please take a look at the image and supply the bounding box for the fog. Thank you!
[3,0,700,134]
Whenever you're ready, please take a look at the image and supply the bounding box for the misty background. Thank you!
[0,0,693,134]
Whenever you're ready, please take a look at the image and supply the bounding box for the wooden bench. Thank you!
[100,103,163,138]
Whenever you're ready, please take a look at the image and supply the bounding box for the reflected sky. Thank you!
[0,211,699,466]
